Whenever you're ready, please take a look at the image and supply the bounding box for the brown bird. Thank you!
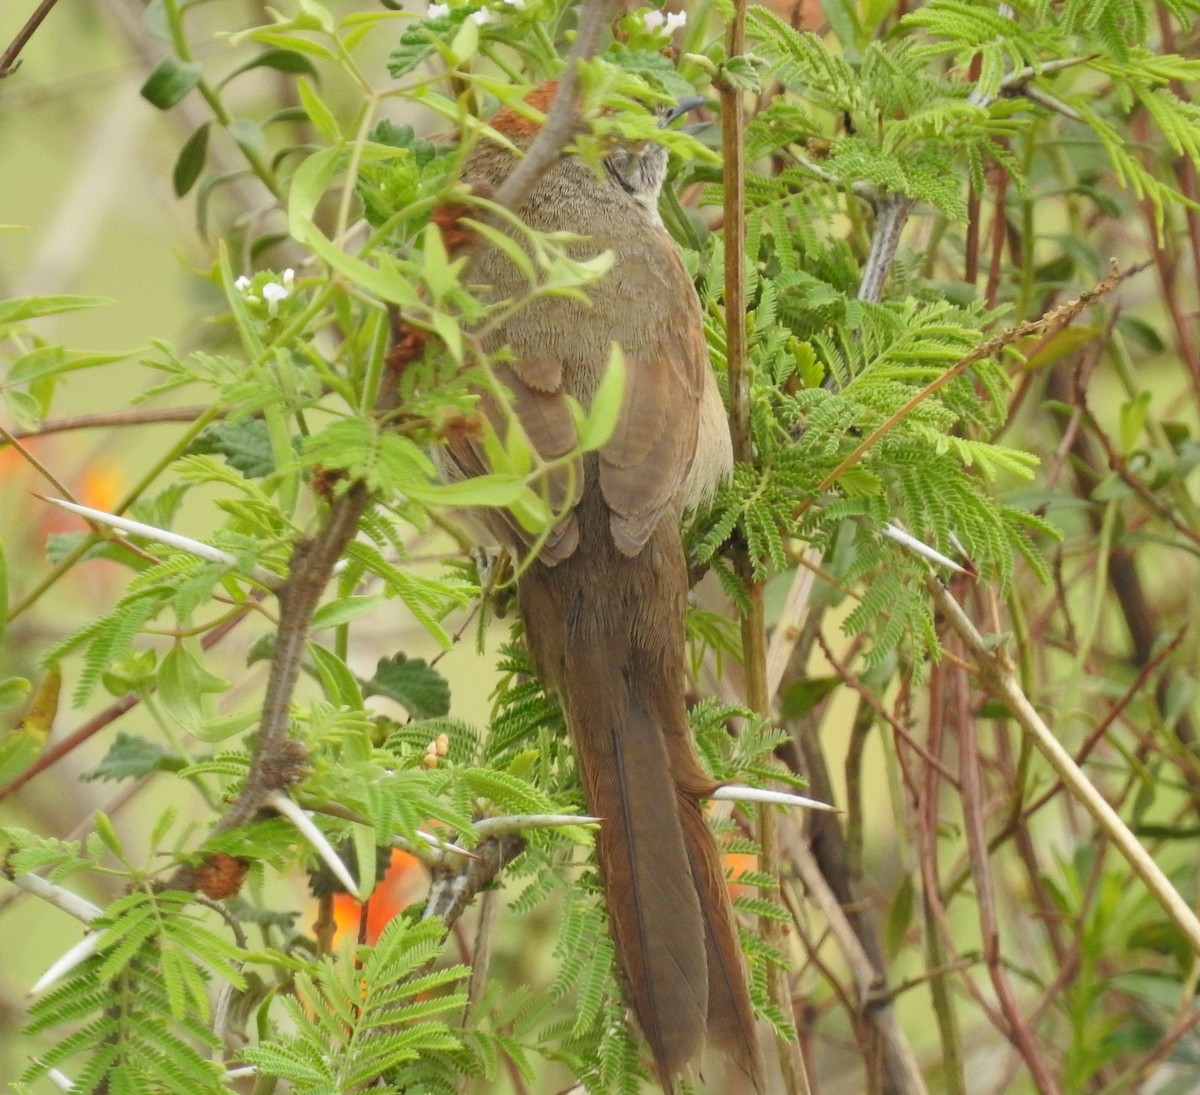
[444,83,763,1093]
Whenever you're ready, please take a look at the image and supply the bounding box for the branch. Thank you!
[422,834,525,927]
[0,0,63,79]
[487,0,616,217]
[926,574,1200,957]
[784,822,930,1095]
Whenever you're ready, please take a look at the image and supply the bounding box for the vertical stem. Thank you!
[720,9,809,1094]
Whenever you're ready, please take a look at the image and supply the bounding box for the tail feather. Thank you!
[518,491,761,1090]
[678,799,766,1093]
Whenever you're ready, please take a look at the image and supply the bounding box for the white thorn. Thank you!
[8,872,102,923]
[42,497,281,588]
[267,792,361,898]
[31,931,103,994]
[399,830,474,859]
[224,1067,258,1080]
[47,1069,74,1092]
[473,813,601,837]
[881,522,967,573]
[711,785,839,812]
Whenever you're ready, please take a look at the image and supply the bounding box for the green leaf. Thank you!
[297,76,340,142]
[0,295,112,326]
[158,643,231,736]
[401,472,531,507]
[578,343,625,451]
[886,874,915,957]
[387,8,471,78]
[220,47,320,88]
[364,653,450,719]
[288,146,341,232]
[779,676,840,718]
[173,123,210,198]
[310,595,386,631]
[187,419,275,478]
[6,345,129,386]
[80,734,179,782]
[308,642,364,709]
[0,677,30,712]
[140,58,203,110]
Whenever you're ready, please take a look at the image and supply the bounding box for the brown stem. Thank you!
[953,627,1060,1095]
[0,0,63,78]
[3,407,211,441]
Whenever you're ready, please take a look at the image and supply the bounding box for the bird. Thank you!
[442,81,763,1093]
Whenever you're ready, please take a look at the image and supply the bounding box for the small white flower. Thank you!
[234,275,251,292]
[469,8,493,23]
[502,0,525,8]
[643,8,686,32]
[282,268,295,288]
[427,2,450,16]
[261,281,289,317]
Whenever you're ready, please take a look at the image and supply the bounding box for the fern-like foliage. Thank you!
[21,891,245,1094]
[241,917,471,1093]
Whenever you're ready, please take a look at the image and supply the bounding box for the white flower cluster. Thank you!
[642,8,687,33]
[234,268,295,318]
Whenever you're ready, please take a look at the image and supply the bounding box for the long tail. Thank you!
[519,494,763,1091]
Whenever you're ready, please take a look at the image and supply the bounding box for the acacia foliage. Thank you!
[2,0,1200,1091]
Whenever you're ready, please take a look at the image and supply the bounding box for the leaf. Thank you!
[187,419,275,478]
[308,642,364,709]
[158,643,230,736]
[886,874,916,958]
[80,734,179,782]
[0,665,60,787]
[220,47,320,87]
[578,343,625,451]
[401,473,532,507]
[364,654,450,719]
[387,8,471,78]
[778,675,840,718]
[173,123,210,198]
[6,345,130,386]
[140,58,203,110]
[310,595,386,631]
[297,76,340,142]
[0,295,112,326]
[0,677,30,712]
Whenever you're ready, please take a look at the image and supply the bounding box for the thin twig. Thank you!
[926,574,1200,956]
[807,261,1137,506]
[784,822,930,1095]
[0,0,64,78]
[487,0,616,217]
[3,407,210,440]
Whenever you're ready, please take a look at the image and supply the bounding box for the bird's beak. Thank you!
[659,96,707,128]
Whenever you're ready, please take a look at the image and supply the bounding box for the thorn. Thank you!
[8,872,102,923]
[473,813,602,838]
[266,792,361,898]
[881,522,968,574]
[710,785,840,812]
[31,931,103,994]
[39,496,282,589]
[47,1068,74,1092]
[403,830,477,860]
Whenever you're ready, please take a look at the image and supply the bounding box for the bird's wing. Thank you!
[443,359,583,564]
[599,238,705,555]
